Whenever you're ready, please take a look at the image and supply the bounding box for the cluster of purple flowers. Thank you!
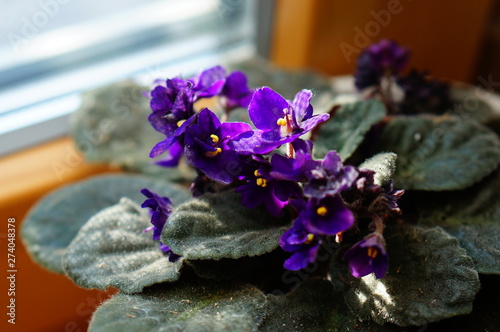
[354,39,451,115]
[140,65,403,279]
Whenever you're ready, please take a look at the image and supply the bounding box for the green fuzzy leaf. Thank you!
[416,168,500,274]
[261,279,397,332]
[377,115,500,190]
[88,279,267,332]
[340,225,480,327]
[358,152,397,186]
[313,99,386,161]
[21,174,190,274]
[70,81,194,181]
[63,198,183,293]
[162,190,291,260]
[261,279,339,332]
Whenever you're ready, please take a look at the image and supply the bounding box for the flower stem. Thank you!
[372,213,385,234]
[286,143,295,158]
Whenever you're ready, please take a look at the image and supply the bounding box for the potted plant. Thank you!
[22,40,499,331]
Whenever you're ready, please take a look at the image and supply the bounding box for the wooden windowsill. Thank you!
[0,136,120,218]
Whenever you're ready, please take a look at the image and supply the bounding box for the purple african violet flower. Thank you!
[368,39,409,72]
[396,69,452,115]
[148,78,194,136]
[384,180,405,215]
[141,188,180,262]
[141,188,172,240]
[354,39,409,90]
[229,87,329,154]
[343,233,388,278]
[304,151,359,199]
[296,195,354,236]
[184,108,251,184]
[342,170,404,217]
[270,139,320,183]
[220,71,254,112]
[189,65,226,99]
[235,156,302,217]
[280,218,322,271]
[149,113,196,168]
[354,51,382,90]
[147,66,227,167]
[148,65,226,137]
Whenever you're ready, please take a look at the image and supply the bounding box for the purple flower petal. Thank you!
[283,243,319,271]
[141,188,173,241]
[249,87,288,130]
[291,89,313,121]
[155,140,184,167]
[343,233,389,279]
[191,65,226,98]
[299,196,354,235]
[221,71,254,110]
[298,113,330,133]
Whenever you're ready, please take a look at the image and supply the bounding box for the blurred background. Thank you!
[0,0,496,331]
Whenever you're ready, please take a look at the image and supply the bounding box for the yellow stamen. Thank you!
[316,206,328,216]
[210,134,219,143]
[177,120,186,127]
[304,233,315,245]
[254,169,261,177]
[205,147,222,158]
[256,177,268,187]
[367,247,379,258]
[276,117,287,126]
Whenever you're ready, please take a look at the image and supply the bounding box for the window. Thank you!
[0,0,272,155]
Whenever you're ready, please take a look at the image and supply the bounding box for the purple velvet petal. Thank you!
[197,108,221,133]
[322,151,342,174]
[248,87,288,130]
[291,89,313,121]
[283,246,316,271]
[150,136,176,158]
[150,85,173,112]
[343,233,389,278]
[155,140,184,167]
[373,255,389,279]
[141,188,173,241]
[302,196,354,235]
[347,253,373,278]
[299,113,330,132]
[264,187,289,217]
[191,65,226,98]
[219,122,253,141]
[222,71,254,109]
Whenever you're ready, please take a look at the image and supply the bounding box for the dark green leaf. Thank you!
[358,152,397,186]
[88,279,266,332]
[313,99,386,160]
[261,279,339,332]
[63,198,182,293]
[162,190,291,260]
[21,174,190,274]
[340,225,480,327]
[261,279,397,332]
[416,168,500,274]
[377,115,500,190]
[71,81,194,181]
